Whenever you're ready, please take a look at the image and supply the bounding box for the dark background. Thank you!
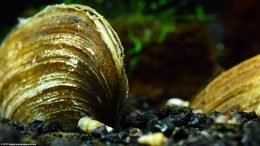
[0,0,259,100]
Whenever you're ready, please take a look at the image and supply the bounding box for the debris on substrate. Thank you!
[0,95,260,146]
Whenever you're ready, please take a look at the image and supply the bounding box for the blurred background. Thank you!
[0,0,259,101]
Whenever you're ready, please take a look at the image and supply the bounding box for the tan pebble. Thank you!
[78,116,113,133]
[138,132,167,146]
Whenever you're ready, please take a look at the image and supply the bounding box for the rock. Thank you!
[242,121,260,146]
[50,138,82,146]
[43,121,63,133]
[146,118,174,136]
[172,127,189,141]
[188,113,211,129]
[0,125,21,143]
[7,121,25,132]
[91,125,108,138]
[100,131,127,144]
[167,107,193,127]
[232,111,259,123]
[128,128,142,137]
[28,120,44,135]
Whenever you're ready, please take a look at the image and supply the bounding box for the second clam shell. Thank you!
[191,54,260,115]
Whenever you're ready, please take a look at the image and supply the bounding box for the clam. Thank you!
[191,54,260,115]
[0,4,128,131]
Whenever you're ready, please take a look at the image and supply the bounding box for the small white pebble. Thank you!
[227,117,240,124]
[192,109,203,114]
[138,132,167,146]
[106,126,113,132]
[165,98,189,107]
[78,116,113,133]
[214,115,228,123]
[200,130,209,137]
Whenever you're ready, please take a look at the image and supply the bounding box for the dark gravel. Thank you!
[0,95,260,146]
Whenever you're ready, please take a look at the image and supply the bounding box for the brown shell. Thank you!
[0,4,128,131]
[191,54,260,115]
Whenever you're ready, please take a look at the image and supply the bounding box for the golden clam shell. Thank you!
[0,4,128,130]
[191,54,260,115]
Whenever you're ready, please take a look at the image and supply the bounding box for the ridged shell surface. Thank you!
[0,4,128,130]
[191,54,260,115]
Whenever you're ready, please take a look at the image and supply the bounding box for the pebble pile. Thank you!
[0,96,259,146]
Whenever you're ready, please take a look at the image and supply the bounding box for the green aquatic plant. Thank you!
[157,25,175,44]
[179,4,217,21]
[0,0,218,41]
[126,32,144,76]
[128,33,143,56]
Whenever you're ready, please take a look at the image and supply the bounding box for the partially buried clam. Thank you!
[191,54,260,115]
[0,4,128,131]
